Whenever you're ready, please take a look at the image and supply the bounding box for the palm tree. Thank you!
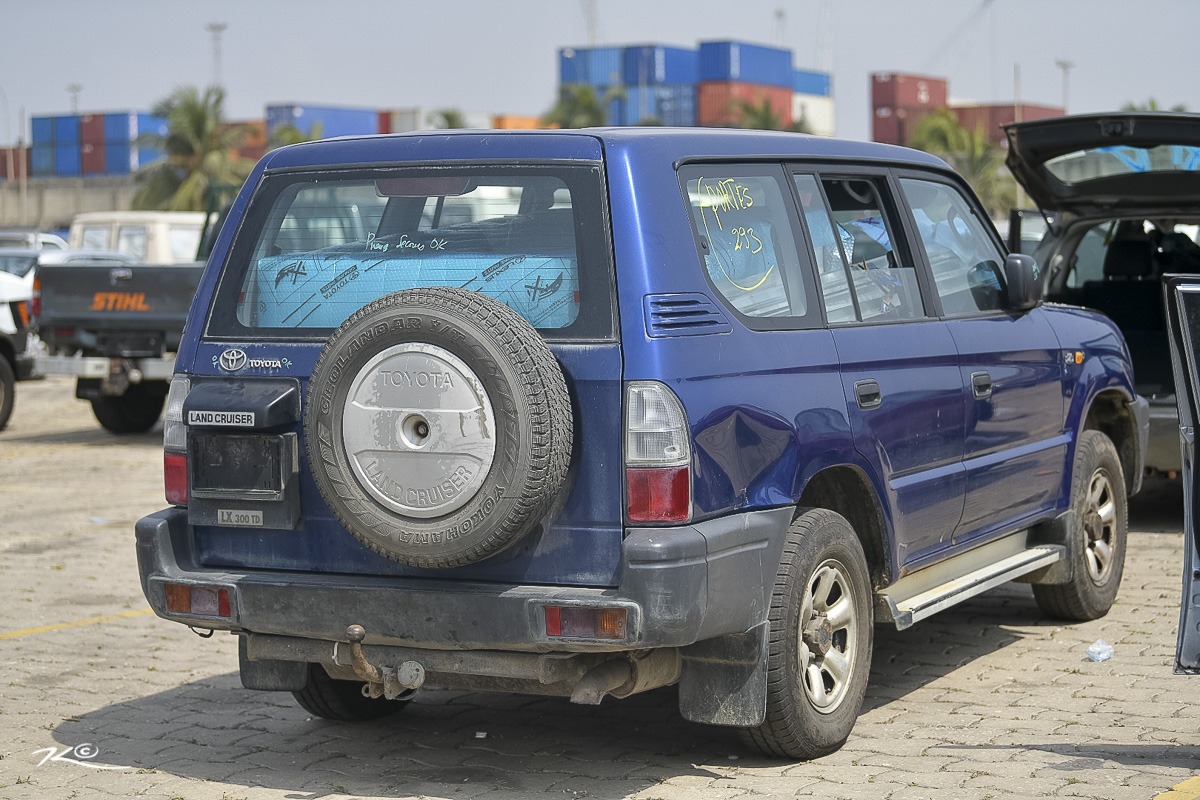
[732,98,812,133]
[132,85,254,212]
[907,109,1015,217]
[542,85,622,128]
[1122,98,1188,112]
[268,122,325,150]
[428,108,467,129]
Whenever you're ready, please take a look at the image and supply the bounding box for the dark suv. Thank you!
[137,128,1147,759]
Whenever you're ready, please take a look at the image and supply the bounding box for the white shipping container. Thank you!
[792,94,835,137]
[386,107,493,133]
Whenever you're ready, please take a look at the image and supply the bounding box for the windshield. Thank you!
[0,253,37,278]
[1045,145,1200,185]
[208,164,614,340]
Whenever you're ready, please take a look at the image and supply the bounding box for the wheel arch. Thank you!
[1082,388,1140,496]
[797,464,891,589]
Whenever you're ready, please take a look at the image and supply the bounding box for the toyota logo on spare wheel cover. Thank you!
[218,348,248,372]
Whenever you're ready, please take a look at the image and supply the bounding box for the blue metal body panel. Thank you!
[698,41,793,88]
[172,128,1135,591]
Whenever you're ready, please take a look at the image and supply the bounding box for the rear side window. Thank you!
[208,165,615,340]
[681,165,815,326]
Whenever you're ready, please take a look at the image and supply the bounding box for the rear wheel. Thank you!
[1033,429,1127,620]
[0,356,14,431]
[291,664,408,721]
[741,508,873,760]
[90,382,167,434]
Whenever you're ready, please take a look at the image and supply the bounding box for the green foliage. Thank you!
[907,109,1015,217]
[268,122,324,149]
[542,84,622,128]
[1122,98,1189,112]
[733,98,811,133]
[428,108,467,129]
[132,85,254,212]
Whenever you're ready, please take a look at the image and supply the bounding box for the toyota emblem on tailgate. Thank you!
[217,348,248,372]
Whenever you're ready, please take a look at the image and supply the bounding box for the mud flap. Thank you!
[677,624,768,727]
[238,636,308,691]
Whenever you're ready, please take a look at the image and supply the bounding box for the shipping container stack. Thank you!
[949,102,1064,146]
[377,107,492,134]
[870,73,949,146]
[265,105,381,141]
[696,40,794,128]
[0,147,28,181]
[792,69,834,136]
[557,46,625,126]
[30,112,167,177]
[618,45,697,126]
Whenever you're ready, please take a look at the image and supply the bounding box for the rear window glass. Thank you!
[0,254,37,278]
[1046,145,1200,185]
[208,165,614,340]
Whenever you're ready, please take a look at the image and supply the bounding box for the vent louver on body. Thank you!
[643,293,733,338]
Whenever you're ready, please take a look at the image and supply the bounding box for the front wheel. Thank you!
[0,356,14,431]
[1033,429,1127,620]
[741,508,873,760]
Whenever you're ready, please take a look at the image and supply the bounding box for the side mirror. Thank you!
[1004,253,1043,311]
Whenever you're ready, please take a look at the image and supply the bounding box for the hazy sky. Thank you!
[2,0,1196,144]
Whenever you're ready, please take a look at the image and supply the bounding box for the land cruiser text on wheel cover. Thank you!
[305,287,573,569]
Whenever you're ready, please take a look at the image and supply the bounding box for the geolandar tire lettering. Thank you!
[304,287,573,569]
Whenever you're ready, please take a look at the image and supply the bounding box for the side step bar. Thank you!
[876,532,1064,630]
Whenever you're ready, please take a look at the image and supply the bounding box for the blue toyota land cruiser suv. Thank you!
[136,128,1148,759]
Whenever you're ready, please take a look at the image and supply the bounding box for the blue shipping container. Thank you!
[54,115,80,144]
[698,41,793,88]
[54,143,81,176]
[621,85,696,126]
[558,46,623,86]
[105,139,132,174]
[136,114,168,140]
[622,45,698,87]
[137,146,164,169]
[31,117,54,146]
[266,105,378,139]
[30,145,55,176]
[103,113,133,142]
[793,69,832,97]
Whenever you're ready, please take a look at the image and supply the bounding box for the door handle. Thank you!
[971,371,993,399]
[854,379,882,409]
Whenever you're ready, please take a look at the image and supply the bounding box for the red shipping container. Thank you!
[872,105,940,146]
[80,113,105,144]
[378,110,392,134]
[81,141,106,174]
[951,103,1064,145]
[871,73,948,110]
[697,81,792,128]
[0,147,28,180]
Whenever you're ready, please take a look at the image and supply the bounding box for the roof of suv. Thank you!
[257,127,952,173]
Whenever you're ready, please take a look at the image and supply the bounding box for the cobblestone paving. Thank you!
[1,376,1197,800]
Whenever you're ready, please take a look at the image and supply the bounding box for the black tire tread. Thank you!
[740,508,873,760]
[90,383,167,434]
[291,663,406,721]
[1033,429,1127,621]
[0,355,14,432]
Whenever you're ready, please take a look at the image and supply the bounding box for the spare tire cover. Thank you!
[306,287,573,569]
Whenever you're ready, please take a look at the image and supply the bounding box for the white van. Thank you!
[68,211,208,264]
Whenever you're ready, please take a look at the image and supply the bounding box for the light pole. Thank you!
[1055,59,1073,113]
[207,22,228,88]
[67,83,82,114]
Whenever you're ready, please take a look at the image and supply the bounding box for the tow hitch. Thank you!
[344,624,426,700]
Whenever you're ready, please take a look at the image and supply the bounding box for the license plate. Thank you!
[191,435,283,496]
[218,509,265,527]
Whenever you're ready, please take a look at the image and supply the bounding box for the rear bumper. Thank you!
[135,505,793,653]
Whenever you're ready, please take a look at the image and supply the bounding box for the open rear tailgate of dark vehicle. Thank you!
[1165,274,1200,672]
[36,263,203,352]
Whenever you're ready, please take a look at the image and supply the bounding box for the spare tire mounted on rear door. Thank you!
[305,287,573,569]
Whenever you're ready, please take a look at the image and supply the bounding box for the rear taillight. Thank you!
[30,275,40,320]
[164,583,231,618]
[13,300,29,329]
[624,381,691,524]
[163,375,191,505]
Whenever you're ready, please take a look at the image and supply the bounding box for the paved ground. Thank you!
[0,375,1197,800]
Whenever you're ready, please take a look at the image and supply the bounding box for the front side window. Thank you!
[682,166,812,324]
[900,178,1007,315]
[209,164,614,340]
[80,226,109,250]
